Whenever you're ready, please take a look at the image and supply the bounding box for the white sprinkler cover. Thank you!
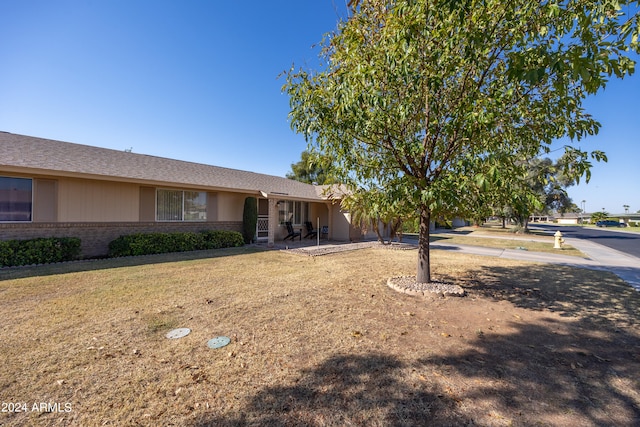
[207,336,231,349]
[166,328,191,339]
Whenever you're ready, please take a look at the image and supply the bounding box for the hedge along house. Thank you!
[0,132,355,257]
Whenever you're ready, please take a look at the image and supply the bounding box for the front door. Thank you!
[257,198,269,241]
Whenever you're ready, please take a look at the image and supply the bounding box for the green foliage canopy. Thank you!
[286,150,337,185]
[507,156,591,228]
[342,185,412,243]
[284,0,639,282]
[590,210,610,222]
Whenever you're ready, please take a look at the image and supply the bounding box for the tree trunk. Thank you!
[372,220,384,243]
[417,206,431,283]
[392,218,403,243]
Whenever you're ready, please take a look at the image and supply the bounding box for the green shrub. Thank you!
[201,230,245,249]
[435,220,452,229]
[510,225,527,234]
[401,217,420,234]
[0,237,81,267]
[0,241,12,267]
[108,230,243,257]
[242,197,258,244]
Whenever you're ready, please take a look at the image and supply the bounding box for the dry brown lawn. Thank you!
[1,246,639,426]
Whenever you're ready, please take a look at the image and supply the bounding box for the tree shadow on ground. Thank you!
[191,324,640,426]
[428,263,640,424]
[192,353,472,426]
[193,328,639,426]
[451,263,640,328]
[189,262,640,426]
[417,319,640,426]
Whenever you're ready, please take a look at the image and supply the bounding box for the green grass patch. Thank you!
[431,234,585,257]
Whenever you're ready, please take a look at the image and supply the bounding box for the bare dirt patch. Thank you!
[1,247,639,426]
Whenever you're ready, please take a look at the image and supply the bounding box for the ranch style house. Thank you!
[0,131,358,257]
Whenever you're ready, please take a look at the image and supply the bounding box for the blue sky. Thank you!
[0,1,637,215]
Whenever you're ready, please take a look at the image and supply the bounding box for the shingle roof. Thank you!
[0,132,327,201]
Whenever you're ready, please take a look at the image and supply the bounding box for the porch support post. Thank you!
[267,198,277,247]
[326,202,333,241]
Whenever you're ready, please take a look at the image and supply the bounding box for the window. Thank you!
[156,189,206,221]
[0,177,32,222]
[278,200,308,225]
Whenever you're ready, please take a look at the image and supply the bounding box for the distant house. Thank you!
[618,214,640,227]
[554,213,591,225]
[529,213,591,225]
[0,132,358,257]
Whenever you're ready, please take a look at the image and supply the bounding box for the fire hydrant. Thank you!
[554,230,565,249]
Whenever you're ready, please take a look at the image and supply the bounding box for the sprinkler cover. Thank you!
[207,336,231,349]
[166,328,191,339]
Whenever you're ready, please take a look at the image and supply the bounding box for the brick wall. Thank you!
[0,222,243,258]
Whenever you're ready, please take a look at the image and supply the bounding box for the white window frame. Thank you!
[278,200,308,226]
[156,189,206,222]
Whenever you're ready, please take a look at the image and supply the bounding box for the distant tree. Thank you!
[486,154,602,230]
[286,150,336,185]
[591,211,609,223]
[285,0,639,283]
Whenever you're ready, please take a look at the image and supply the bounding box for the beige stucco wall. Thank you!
[331,203,352,241]
[309,203,329,228]
[33,178,58,222]
[215,192,250,222]
[55,180,252,223]
[58,178,139,222]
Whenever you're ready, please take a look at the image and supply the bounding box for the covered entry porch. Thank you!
[256,196,356,247]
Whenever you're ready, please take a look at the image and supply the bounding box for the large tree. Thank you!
[497,154,603,229]
[591,210,610,223]
[286,150,337,185]
[285,0,638,283]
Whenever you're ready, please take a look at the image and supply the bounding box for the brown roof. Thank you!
[0,132,327,201]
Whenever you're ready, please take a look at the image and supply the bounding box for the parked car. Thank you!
[596,220,625,227]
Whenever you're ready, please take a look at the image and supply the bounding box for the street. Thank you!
[532,224,640,259]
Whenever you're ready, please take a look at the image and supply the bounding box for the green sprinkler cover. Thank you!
[207,336,231,349]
